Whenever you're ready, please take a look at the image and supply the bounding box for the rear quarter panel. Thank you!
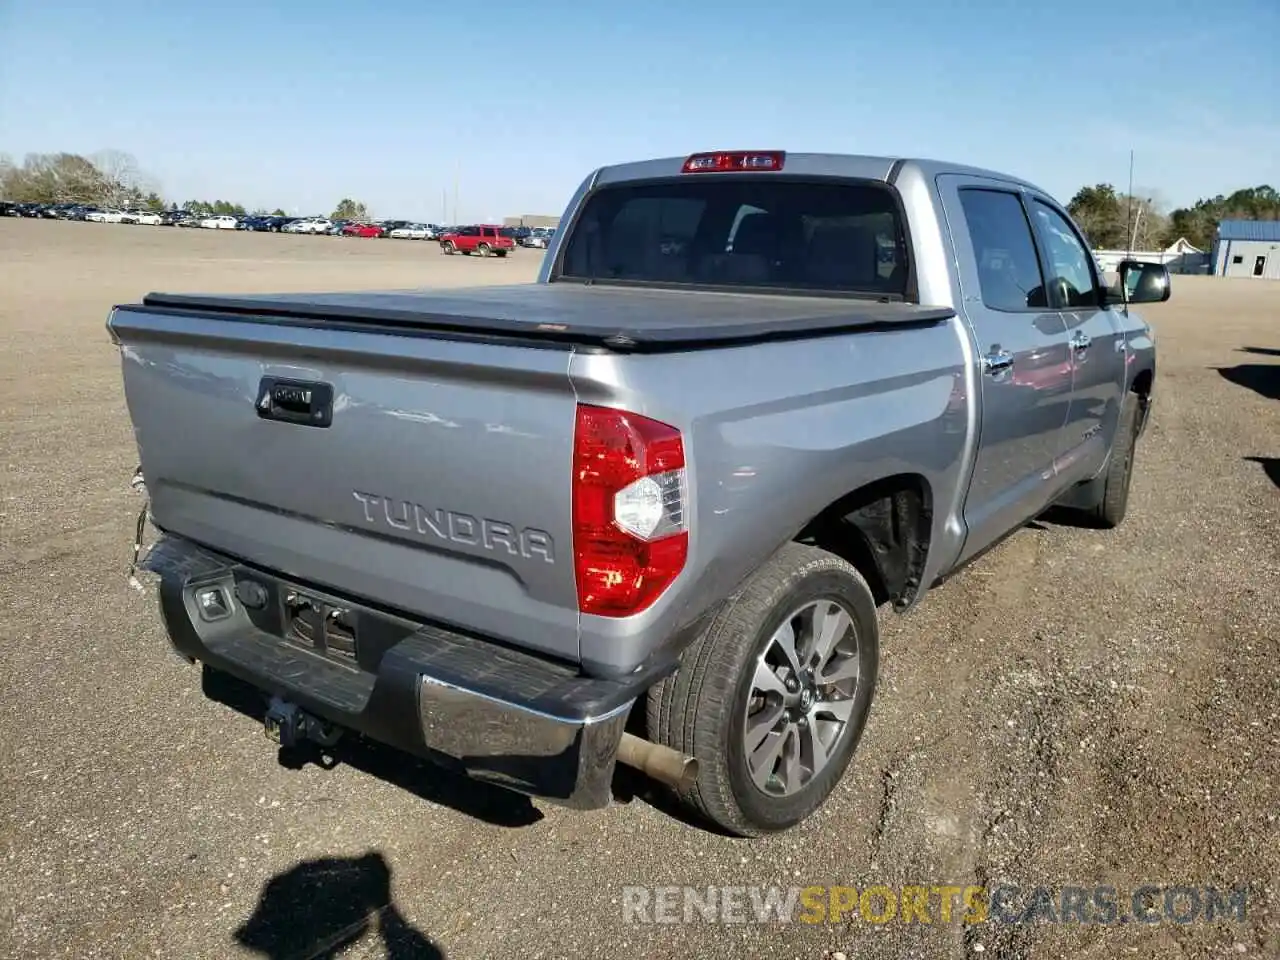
[569,318,974,676]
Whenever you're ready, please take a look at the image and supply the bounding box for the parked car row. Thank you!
[1,201,165,223]
[1,200,559,251]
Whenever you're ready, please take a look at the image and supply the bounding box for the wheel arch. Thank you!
[792,473,934,610]
[1130,364,1154,434]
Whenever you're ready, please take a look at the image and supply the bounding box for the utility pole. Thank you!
[1124,149,1135,258]
[452,160,459,225]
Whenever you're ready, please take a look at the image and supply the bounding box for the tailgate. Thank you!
[109,305,580,662]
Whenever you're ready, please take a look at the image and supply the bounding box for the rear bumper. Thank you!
[140,534,663,809]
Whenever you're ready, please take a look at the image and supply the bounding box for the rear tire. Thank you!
[646,542,880,837]
[477,242,491,257]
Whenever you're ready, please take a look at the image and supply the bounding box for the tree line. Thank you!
[4,148,1277,249]
[1066,184,1277,252]
[0,150,166,212]
[0,151,371,221]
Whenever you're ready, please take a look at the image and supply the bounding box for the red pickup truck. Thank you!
[439,224,516,257]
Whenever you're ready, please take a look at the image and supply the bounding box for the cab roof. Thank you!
[591,152,1045,195]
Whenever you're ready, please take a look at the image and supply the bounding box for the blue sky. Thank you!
[2,0,1276,221]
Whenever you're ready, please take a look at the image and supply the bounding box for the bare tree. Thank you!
[91,149,156,208]
[4,153,108,203]
[1120,189,1170,251]
[0,153,14,198]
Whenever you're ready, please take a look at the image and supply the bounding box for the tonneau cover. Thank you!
[137,283,954,353]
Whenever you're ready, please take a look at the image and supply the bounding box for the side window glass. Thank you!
[958,189,1048,311]
[1030,201,1099,307]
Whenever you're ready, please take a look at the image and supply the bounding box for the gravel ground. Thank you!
[1,219,1277,960]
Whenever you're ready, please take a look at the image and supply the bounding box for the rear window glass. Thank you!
[558,178,908,297]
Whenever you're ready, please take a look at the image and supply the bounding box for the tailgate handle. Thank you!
[256,377,334,428]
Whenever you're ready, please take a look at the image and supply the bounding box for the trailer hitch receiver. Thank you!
[264,696,343,749]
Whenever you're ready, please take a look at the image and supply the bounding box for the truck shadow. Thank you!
[202,667,710,832]
[607,709,742,836]
[1216,363,1280,402]
[202,667,544,829]
[233,851,443,959]
[1238,346,1280,357]
[609,765,737,834]
[1244,456,1280,489]
[202,667,728,835]
[1035,507,1105,531]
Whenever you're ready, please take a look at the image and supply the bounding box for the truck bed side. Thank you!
[568,315,974,676]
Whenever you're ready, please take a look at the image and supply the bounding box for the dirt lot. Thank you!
[1,219,1277,960]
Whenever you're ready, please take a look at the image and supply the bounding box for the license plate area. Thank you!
[282,589,359,666]
[222,568,421,675]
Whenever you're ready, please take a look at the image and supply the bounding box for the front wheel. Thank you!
[1055,391,1142,528]
[646,542,880,836]
[1086,391,1142,527]
[441,241,455,254]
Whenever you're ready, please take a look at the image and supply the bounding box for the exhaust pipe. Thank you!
[616,733,699,793]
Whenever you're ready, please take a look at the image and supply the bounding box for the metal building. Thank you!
[1211,219,1280,279]
[503,214,560,229]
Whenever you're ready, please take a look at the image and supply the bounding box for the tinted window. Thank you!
[1030,200,1099,307]
[559,178,908,297]
[958,189,1048,311]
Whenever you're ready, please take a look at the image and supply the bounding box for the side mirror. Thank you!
[1116,259,1171,304]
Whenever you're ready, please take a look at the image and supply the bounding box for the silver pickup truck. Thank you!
[109,151,1165,837]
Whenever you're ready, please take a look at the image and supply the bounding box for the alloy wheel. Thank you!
[742,599,862,797]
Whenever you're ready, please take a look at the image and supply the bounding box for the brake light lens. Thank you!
[572,404,689,617]
[682,151,786,174]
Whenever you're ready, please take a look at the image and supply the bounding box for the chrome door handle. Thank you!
[983,347,1013,375]
[1070,331,1092,352]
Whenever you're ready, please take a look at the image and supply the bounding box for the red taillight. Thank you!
[572,404,689,617]
[682,150,786,174]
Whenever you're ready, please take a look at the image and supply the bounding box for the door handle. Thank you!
[983,347,1014,375]
[1070,331,1092,352]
